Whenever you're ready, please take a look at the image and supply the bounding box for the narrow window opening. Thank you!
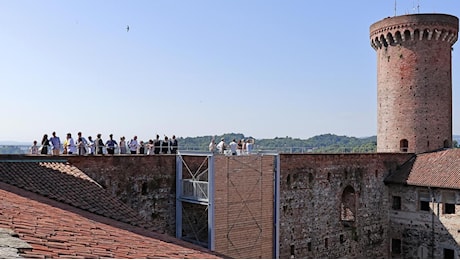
[307,242,312,252]
[443,248,455,259]
[391,238,402,254]
[340,234,344,244]
[400,139,409,152]
[341,186,356,225]
[419,191,431,211]
[324,238,328,249]
[392,196,402,210]
[420,201,430,211]
[444,203,455,214]
[290,245,295,257]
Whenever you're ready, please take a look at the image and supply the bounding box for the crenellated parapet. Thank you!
[370,14,458,50]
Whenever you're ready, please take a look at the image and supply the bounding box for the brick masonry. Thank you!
[68,153,413,258]
[370,14,459,153]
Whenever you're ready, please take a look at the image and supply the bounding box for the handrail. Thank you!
[0,145,375,155]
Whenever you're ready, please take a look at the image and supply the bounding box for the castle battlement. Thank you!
[370,14,458,50]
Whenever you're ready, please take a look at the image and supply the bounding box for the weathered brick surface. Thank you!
[279,153,412,258]
[68,155,177,235]
[370,14,459,153]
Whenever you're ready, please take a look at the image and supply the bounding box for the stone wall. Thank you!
[388,184,460,258]
[67,153,419,259]
[68,155,177,235]
[278,153,412,258]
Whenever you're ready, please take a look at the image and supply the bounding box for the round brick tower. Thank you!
[370,14,458,153]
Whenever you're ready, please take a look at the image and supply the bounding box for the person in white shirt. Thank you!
[209,138,216,153]
[76,132,88,155]
[65,133,77,155]
[216,138,226,154]
[30,140,39,155]
[128,136,139,154]
[229,139,237,156]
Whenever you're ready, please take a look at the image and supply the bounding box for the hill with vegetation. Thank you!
[4,134,459,154]
[178,133,377,153]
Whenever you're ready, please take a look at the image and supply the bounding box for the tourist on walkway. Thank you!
[216,138,226,154]
[162,136,170,154]
[147,139,154,155]
[96,134,104,154]
[49,131,61,156]
[76,132,88,155]
[209,138,216,153]
[105,134,118,155]
[128,136,139,154]
[30,140,39,155]
[65,133,77,155]
[229,139,237,156]
[171,135,178,154]
[40,134,50,155]
[154,135,161,154]
[119,136,127,154]
[87,136,95,155]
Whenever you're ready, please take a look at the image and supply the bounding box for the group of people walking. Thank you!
[31,132,178,155]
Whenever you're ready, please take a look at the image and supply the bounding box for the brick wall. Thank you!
[370,14,459,153]
[278,153,412,258]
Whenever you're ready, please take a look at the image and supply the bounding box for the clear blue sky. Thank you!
[1,0,459,143]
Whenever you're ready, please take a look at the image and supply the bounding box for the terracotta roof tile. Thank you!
[385,149,460,189]
[0,184,220,259]
[0,159,148,228]
[0,158,222,259]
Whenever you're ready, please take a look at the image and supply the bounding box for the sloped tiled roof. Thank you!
[0,159,148,227]
[0,157,221,258]
[385,149,460,189]
[0,183,220,258]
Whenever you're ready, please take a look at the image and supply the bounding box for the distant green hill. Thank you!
[177,133,377,153]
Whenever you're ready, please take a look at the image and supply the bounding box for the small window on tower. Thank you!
[443,140,450,148]
[400,139,409,152]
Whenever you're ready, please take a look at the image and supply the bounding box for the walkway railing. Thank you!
[0,145,373,155]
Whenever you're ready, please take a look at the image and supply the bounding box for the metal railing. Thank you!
[0,145,375,155]
[181,179,208,202]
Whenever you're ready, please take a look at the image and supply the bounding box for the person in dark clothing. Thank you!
[162,136,170,154]
[105,134,118,155]
[40,134,50,155]
[139,141,145,154]
[96,133,104,154]
[154,134,161,154]
[170,135,178,154]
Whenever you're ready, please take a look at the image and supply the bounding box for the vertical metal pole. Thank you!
[208,154,215,251]
[176,153,183,238]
